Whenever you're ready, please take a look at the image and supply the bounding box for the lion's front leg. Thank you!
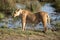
[22,15,27,31]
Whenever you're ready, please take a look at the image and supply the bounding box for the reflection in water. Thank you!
[0,3,60,30]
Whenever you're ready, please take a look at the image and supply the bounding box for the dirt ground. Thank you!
[0,28,60,40]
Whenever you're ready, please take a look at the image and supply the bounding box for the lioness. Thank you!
[13,9,50,32]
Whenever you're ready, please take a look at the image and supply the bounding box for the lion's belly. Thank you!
[26,17,41,25]
[26,13,42,25]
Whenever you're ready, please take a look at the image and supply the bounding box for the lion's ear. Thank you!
[20,9,23,11]
[16,9,18,11]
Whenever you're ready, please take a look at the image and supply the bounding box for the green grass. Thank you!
[0,26,60,40]
[0,12,5,19]
[0,28,42,36]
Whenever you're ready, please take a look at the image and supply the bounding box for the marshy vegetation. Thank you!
[0,23,60,40]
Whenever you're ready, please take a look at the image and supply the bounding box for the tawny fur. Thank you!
[13,9,50,32]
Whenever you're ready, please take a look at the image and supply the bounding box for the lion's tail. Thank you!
[47,14,50,25]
